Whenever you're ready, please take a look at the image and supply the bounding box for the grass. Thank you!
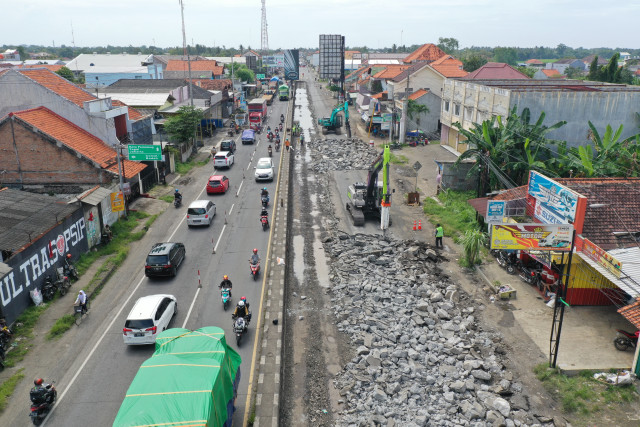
[175,157,209,175]
[3,304,49,367]
[159,195,174,203]
[0,368,25,412]
[46,315,76,340]
[423,189,478,240]
[533,363,638,421]
[389,153,409,164]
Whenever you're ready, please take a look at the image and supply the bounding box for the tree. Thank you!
[460,230,487,268]
[16,46,27,61]
[564,66,584,79]
[391,43,397,53]
[437,37,459,54]
[235,67,255,82]
[55,66,75,82]
[516,66,536,78]
[462,54,487,72]
[371,80,383,94]
[407,99,429,120]
[555,43,568,57]
[492,47,518,66]
[587,55,600,81]
[239,44,244,53]
[163,105,203,144]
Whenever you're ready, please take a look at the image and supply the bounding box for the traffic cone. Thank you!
[413,220,417,231]
[418,220,422,230]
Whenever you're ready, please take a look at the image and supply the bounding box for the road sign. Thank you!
[413,161,422,171]
[257,74,266,79]
[127,144,162,161]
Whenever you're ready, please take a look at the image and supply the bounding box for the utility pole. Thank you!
[116,147,127,218]
[399,70,410,144]
[180,0,194,109]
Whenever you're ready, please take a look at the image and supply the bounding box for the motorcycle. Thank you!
[517,261,542,288]
[268,146,273,157]
[495,250,517,275]
[174,197,182,208]
[227,129,234,137]
[261,215,269,231]
[55,268,71,296]
[233,316,248,346]
[280,115,285,123]
[614,329,638,351]
[63,255,79,281]
[41,276,58,302]
[275,140,280,152]
[250,261,260,281]
[261,195,269,208]
[221,288,231,311]
[29,384,57,425]
[279,123,283,132]
[268,132,274,142]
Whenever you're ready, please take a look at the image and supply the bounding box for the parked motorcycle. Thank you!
[517,261,542,288]
[41,276,58,302]
[614,329,638,351]
[249,261,260,281]
[495,250,517,274]
[261,215,269,231]
[63,254,79,281]
[233,316,248,346]
[221,288,232,311]
[29,383,57,425]
[55,268,71,296]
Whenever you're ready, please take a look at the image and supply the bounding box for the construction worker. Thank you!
[435,224,444,249]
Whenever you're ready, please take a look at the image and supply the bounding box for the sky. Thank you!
[5,0,639,50]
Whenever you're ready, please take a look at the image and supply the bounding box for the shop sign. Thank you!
[528,171,582,224]
[111,192,125,212]
[490,223,573,251]
[486,200,506,223]
[380,113,392,130]
[582,238,622,278]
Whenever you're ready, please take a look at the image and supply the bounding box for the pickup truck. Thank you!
[241,129,256,145]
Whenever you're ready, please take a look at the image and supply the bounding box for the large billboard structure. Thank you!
[283,49,299,80]
[319,34,344,81]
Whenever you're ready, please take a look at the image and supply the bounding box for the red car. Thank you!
[206,175,230,194]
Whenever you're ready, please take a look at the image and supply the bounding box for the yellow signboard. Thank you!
[111,191,125,212]
[490,223,573,251]
[582,238,622,278]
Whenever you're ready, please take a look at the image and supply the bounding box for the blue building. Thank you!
[85,64,163,88]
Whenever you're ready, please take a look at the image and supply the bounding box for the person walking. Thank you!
[435,224,444,249]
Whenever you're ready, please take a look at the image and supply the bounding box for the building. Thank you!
[403,89,442,135]
[20,64,64,73]
[84,65,163,88]
[525,59,545,68]
[0,49,21,61]
[153,55,208,73]
[546,58,586,74]
[163,59,225,80]
[466,62,530,80]
[402,44,447,64]
[0,188,89,323]
[65,53,155,75]
[582,55,609,68]
[23,59,65,66]
[533,69,566,79]
[440,79,640,152]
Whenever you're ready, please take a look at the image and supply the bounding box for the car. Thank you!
[187,200,216,227]
[144,242,186,277]
[206,175,230,194]
[123,294,177,345]
[220,139,236,154]
[255,157,275,182]
[213,151,234,169]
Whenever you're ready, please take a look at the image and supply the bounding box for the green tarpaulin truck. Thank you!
[113,326,242,427]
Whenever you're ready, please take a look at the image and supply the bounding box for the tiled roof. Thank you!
[555,178,640,250]
[541,69,564,78]
[468,186,528,217]
[346,66,368,80]
[110,100,146,121]
[373,65,411,79]
[582,55,609,65]
[618,298,640,329]
[408,89,429,100]
[525,59,544,65]
[466,62,530,80]
[430,55,468,78]
[554,58,578,64]
[403,44,447,64]
[20,64,64,72]
[165,60,224,76]
[371,91,387,100]
[17,68,96,108]
[391,61,430,83]
[10,107,146,179]
[193,79,233,91]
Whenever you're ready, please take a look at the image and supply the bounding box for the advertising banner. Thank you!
[380,113,392,130]
[528,171,583,224]
[490,223,573,251]
[111,192,125,212]
[283,49,299,80]
[486,200,506,223]
[582,238,622,278]
[263,55,284,67]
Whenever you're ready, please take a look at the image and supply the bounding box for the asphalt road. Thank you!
[40,100,289,427]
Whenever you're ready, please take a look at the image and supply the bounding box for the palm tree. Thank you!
[407,99,429,120]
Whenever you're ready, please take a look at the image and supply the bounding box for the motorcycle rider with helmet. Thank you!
[250,248,260,266]
[174,189,183,204]
[219,275,232,297]
[31,378,55,404]
[232,298,252,324]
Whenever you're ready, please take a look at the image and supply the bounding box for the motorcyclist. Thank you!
[267,126,271,133]
[280,114,284,123]
[174,189,183,203]
[219,275,232,297]
[261,187,269,198]
[268,144,273,156]
[74,290,88,315]
[300,133,305,144]
[250,248,260,266]
[31,378,55,404]
[232,299,251,323]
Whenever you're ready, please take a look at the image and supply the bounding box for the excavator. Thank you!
[318,101,351,137]
[346,145,392,228]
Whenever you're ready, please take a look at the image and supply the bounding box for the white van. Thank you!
[187,200,216,227]
[214,151,234,169]
[122,294,177,345]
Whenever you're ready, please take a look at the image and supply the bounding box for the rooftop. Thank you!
[403,44,447,64]
[408,89,429,100]
[165,59,224,76]
[65,53,154,71]
[465,62,530,80]
[372,65,412,79]
[20,64,64,72]
[430,55,468,78]
[525,59,544,65]
[15,68,96,108]
[193,79,233,91]
[540,69,565,78]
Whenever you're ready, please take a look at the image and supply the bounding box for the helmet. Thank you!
[34,378,43,386]
[66,253,72,259]
[223,275,228,280]
[263,187,267,191]
[241,296,247,302]
[253,248,258,254]
[238,300,245,308]
[175,189,179,193]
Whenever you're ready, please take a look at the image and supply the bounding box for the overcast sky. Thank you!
[7,0,639,50]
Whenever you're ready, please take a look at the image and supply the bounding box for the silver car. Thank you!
[254,157,274,181]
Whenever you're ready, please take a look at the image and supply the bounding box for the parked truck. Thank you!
[248,98,268,130]
[113,326,241,427]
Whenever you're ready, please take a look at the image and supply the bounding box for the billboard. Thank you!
[263,55,284,67]
[283,49,299,80]
[486,200,506,223]
[490,223,574,251]
[319,34,344,80]
[528,171,584,224]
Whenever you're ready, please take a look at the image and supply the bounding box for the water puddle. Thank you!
[313,231,330,288]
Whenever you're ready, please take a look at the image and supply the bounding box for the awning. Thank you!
[576,251,640,298]
[618,298,640,329]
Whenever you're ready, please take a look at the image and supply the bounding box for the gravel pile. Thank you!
[321,233,549,427]
[309,138,380,172]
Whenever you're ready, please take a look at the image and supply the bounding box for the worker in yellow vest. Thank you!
[435,224,444,249]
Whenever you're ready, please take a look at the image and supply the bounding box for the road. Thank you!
[37,99,290,427]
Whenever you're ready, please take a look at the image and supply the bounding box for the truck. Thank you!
[113,326,242,427]
[268,78,279,91]
[248,98,268,130]
[278,84,290,101]
[262,91,274,105]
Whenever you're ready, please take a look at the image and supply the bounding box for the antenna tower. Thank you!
[261,0,269,52]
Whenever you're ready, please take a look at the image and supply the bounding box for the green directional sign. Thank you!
[127,144,162,161]
[257,74,266,79]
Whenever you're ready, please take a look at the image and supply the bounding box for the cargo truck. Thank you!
[278,84,290,101]
[248,98,268,130]
[262,91,274,105]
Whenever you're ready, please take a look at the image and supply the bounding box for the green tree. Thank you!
[55,66,75,82]
[460,230,487,267]
[407,99,429,120]
[371,80,383,94]
[16,46,27,61]
[555,43,568,57]
[492,47,518,66]
[163,105,203,144]
[564,67,584,79]
[235,67,255,82]
[587,55,600,81]
[516,66,536,78]
[437,37,459,54]
[462,54,487,72]
[391,43,397,53]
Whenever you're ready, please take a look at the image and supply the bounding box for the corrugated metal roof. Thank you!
[77,186,112,206]
[576,251,640,298]
[609,247,640,296]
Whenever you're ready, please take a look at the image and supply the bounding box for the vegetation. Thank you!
[534,363,638,422]
[175,157,209,175]
[3,304,49,367]
[459,230,487,268]
[407,99,429,120]
[55,66,77,82]
[516,66,536,78]
[164,106,204,144]
[423,190,478,239]
[389,153,409,164]
[461,54,487,72]
[587,53,635,84]
[0,368,25,412]
[437,37,459,54]
[47,315,76,340]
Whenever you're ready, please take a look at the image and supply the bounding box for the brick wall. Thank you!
[0,119,112,186]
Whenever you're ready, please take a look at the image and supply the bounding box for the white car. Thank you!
[213,151,234,169]
[187,200,216,227]
[254,157,275,182]
[123,294,177,345]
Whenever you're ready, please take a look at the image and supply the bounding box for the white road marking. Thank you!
[214,224,227,253]
[181,287,201,329]
[229,203,235,215]
[236,180,244,196]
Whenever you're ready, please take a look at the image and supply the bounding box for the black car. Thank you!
[220,139,237,154]
[144,242,186,278]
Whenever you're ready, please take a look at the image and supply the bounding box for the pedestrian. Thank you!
[285,138,290,151]
[435,170,442,195]
[435,223,444,249]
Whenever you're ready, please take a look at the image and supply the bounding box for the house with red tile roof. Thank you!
[403,44,447,64]
[525,59,544,68]
[20,64,64,73]
[164,59,225,79]
[465,62,530,80]
[0,106,147,191]
[402,88,442,134]
[0,68,152,147]
[533,68,566,79]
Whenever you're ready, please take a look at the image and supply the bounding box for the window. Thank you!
[444,101,450,112]
[465,107,473,118]
[135,76,142,79]
[454,104,460,116]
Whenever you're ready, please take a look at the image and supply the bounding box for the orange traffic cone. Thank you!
[413,220,417,231]
[418,220,422,230]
